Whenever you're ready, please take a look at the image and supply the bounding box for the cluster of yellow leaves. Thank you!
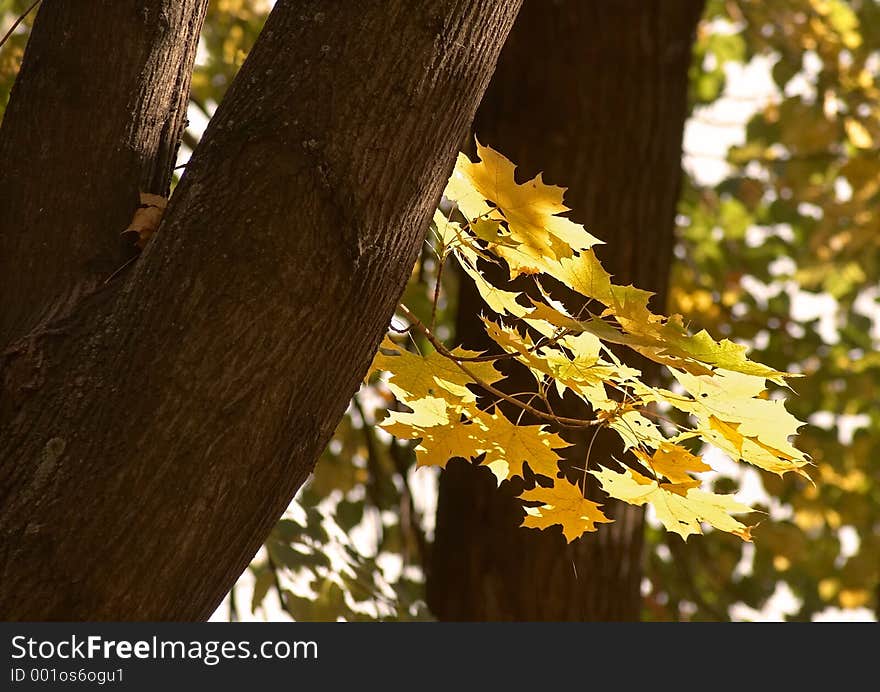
[370,143,810,543]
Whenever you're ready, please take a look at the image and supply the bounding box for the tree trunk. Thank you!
[0,0,521,621]
[0,0,209,344]
[427,0,704,621]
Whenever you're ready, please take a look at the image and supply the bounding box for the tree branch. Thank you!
[397,303,598,429]
[0,0,209,343]
[0,0,522,620]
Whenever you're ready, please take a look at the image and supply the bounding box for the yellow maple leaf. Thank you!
[541,251,791,383]
[471,217,516,247]
[480,318,559,381]
[478,411,567,481]
[445,144,793,381]
[381,396,449,433]
[602,408,668,451]
[372,338,502,408]
[447,141,600,276]
[519,480,612,542]
[375,142,813,545]
[592,466,755,541]
[666,369,810,478]
[664,329,790,383]
[633,443,711,486]
[459,259,528,318]
[533,331,618,400]
[412,420,489,469]
[432,209,465,252]
[553,249,633,309]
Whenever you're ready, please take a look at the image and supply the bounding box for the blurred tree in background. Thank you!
[2,0,877,621]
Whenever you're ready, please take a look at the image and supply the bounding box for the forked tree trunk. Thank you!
[427,0,704,621]
[0,0,521,620]
[0,0,209,344]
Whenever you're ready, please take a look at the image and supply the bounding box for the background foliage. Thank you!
[2,0,877,621]
[658,0,880,621]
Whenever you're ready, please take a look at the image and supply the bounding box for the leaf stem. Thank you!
[397,304,599,429]
[429,253,445,332]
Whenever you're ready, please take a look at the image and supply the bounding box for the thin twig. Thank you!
[228,583,239,622]
[429,253,445,331]
[388,437,430,574]
[397,304,598,429]
[0,0,40,51]
[581,426,602,493]
[189,95,213,120]
[388,320,411,334]
[265,554,290,616]
[102,255,138,285]
[351,396,387,546]
[447,328,570,363]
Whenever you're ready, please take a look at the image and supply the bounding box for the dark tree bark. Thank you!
[427,0,704,621]
[0,0,521,620]
[0,1,209,344]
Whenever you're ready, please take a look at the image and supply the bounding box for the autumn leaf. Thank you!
[601,408,668,451]
[411,420,489,470]
[432,209,464,251]
[371,143,809,545]
[459,258,528,318]
[592,466,755,541]
[371,337,502,408]
[478,410,567,481]
[665,368,811,478]
[447,141,600,276]
[520,480,611,542]
[381,395,449,432]
[634,443,711,487]
[539,252,792,383]
[122,192,167,248]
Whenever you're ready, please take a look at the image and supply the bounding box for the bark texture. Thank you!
[427,0,704,621]
[0,0,522,620]
[0,1,209,344]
